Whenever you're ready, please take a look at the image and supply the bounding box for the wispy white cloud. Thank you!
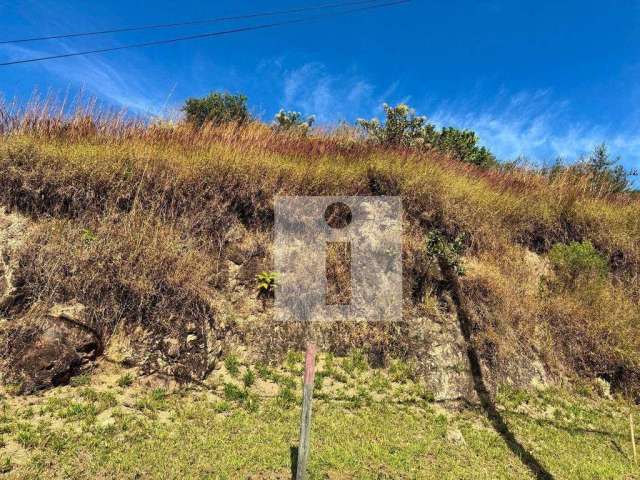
[428,89,640,171]
[278,62,398,124]
[273,62,640,171]
[273,63,640,174]
[0,42,171,117]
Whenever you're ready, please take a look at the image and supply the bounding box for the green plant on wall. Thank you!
[256,271,278,297]
[425,230,467,276]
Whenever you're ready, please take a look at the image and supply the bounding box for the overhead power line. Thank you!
[0,0,409,67]
[0,0,391,45]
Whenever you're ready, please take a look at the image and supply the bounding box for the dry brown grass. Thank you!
[1,99,639,395]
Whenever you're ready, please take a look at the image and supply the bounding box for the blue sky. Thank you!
[1,0,640,177]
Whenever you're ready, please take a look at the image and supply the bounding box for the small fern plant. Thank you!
[256,271,278,297]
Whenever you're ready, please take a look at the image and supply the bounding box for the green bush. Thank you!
[256,271,278,297]
[242,368,255,388]
[548,240,608,290]
[544,144,629,194]
[69,373,91,387]
[581,143,629,193]
[358,103,436,148]
[358,103,496,167]
[0,456,11,474]
[255,363,272,380]
[276,385,296,408]
[117,373,134,388]
[426,231,467,276]
[436,127,496,168]
[223,383,247,402]
[342,349,368,376]
[182,92,250,128]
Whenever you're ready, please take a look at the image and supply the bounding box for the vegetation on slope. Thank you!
[0,95,638,478]
[0,96,638,398]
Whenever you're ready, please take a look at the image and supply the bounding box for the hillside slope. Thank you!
[0,116,639,477]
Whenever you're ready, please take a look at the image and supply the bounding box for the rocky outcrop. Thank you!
[0,206,29,311]
[0,302,100,394]
[420,314,476,402]
[0,205,550,398]
[0,206,101,393]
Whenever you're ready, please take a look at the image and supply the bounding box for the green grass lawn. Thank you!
[1,356,639,479]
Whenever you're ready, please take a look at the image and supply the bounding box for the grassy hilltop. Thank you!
[0,99,639,478]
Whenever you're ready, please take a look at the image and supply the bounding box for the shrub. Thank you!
[358,103,436,148]
[182,92,250,128]
[284,351,303,372]
[223,383,247,403]
[255,363,272,380]
[224,354,240,377]
[581,143,629,194]
[276,385,296,408]
[389,359,416,383]
[436,127,496,168]
[60,401,98,420]
[242,368,255,388]
[213,400,231,413]
[358,103,496,167]
[15,423,38,448]
[69,374,91,387]
[273,109,315,133]
[151,388,166,402]
[426,231,467,276]
[135,389,168,412]
[544,144,630,195]
[0,456,11,474]
[341,349,368,376]
[81,228,96,243]
[548,240,608,290]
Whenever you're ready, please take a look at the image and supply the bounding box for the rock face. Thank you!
[0,204,550,397]
[420,314,477,402]
[1,302,100,394]
[0,207,29,311]
[14,326,81,391]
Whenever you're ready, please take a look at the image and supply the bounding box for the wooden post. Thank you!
[296,342,317,480]
[631,412,637,466]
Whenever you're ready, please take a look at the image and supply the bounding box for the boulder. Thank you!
[12,323,84,393]
[1,302,99,394]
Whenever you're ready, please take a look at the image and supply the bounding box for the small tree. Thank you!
[543,146,630,195]
[182,92,250,128]
[583,143,629,193]
[436,127,496,168]
[357,103,436,148]
[358,103,496,168]
[274,109,315,133]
